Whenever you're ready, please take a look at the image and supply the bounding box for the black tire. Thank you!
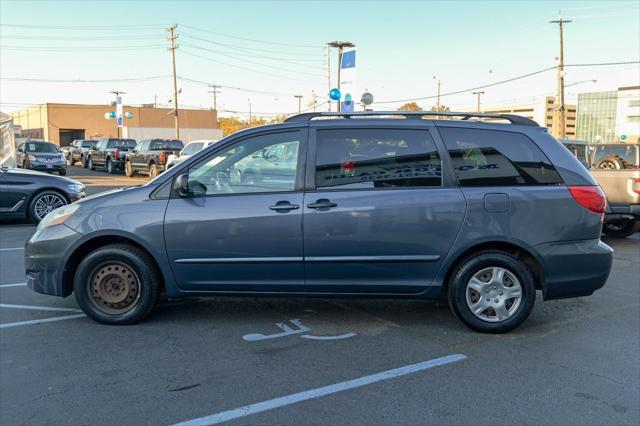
[74,244,162,325]
[125,160,135,177]
[602,219,640,238]
[59,168,67,176]
[596,157,623,170]
[82,155,89,168]
[149,163,158,179]
[22,159,27,169]
[106,158,114,174]
[448,250,536,333]
[88,157,95,170]
[28,190,68,224]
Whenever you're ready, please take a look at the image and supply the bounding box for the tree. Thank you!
[398,102,422,111]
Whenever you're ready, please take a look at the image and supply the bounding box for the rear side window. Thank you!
[440,128,563,186]
[315,129,442,190]
[81,141,96,148]
[150,140,183,150]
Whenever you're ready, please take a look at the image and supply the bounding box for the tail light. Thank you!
[632,178,640,195]
[114,150,121,159]
[568,185,606,214]
[159,153,167,164]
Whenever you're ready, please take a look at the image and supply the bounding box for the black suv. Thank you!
[125,139,183,178]
[87,138,137,174]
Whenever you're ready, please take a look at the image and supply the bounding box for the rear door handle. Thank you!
[307,199,338,209]
[269,201,300,212]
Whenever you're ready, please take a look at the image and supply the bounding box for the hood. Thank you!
[3,167,82,185]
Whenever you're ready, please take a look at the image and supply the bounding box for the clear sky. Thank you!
[1,0,639,117]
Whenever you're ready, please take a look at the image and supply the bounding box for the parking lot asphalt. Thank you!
[1,167,639,425]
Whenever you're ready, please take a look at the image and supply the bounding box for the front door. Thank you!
[303,127,466,295]
[164,129,307,293]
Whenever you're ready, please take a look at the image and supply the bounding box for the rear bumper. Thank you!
[536,239,613,300]
[25,224,82,297]
[605,204,640,219]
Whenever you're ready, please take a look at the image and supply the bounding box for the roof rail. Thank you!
[284,111,539,126]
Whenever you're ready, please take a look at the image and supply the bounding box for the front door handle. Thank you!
[269,201,300,212]
[307,199,338,209]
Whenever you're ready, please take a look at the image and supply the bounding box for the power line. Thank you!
[180,33,320,58]
[1,76,170,83]
[179,24,320,49]
[0,23,167,30]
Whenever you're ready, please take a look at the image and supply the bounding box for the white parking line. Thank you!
[0,247,24,252]
[0,303,82,312]
[172,354,467,426]
[0,314,86,329]
[0,283,26,288]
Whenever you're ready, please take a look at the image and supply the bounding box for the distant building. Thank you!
[482,96,577,140]
[10,103,222,146]
[576,86,640,144]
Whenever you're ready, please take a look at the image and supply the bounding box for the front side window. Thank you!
[440,127,563,186]
[186,131,301,196]
[315,128,441,190]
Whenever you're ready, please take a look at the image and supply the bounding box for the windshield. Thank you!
[26,142,59,153]
[181,142,204,155]
[150,140,183,150]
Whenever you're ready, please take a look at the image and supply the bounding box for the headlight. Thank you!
[28,154,37,161]
[67,184,85,193]
[36,203,80,232]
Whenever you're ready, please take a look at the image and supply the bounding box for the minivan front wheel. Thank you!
[74,244,161,325]
[448,251,535,333]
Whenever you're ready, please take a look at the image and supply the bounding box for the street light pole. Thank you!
[472,91,485,112]
[433,76,441,111]
[327,41,355,113]
[109,90,126,138]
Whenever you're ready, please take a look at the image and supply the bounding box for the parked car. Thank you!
[0,166,85,223]
[125,139,183,178]
[16,140,67,175]
[66,139,97,167]
[166,139,219,169]
[25,111,613,333]
[87,138,137,174]
[589,143,640,238]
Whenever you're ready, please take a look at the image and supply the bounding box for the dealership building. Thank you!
[10,103,222,146]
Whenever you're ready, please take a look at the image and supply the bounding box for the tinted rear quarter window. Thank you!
[315,128,442,190]
[439,127,563,186]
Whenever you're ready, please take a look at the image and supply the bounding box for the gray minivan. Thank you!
[25,111,613,333]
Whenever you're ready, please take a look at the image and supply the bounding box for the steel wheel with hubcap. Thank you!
[125,161,135,177]
[106,158,114,174]
[465,267,522,322]
[29,191,67,223]
[448,250,536,333]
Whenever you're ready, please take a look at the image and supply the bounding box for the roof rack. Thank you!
[284,111,539,126]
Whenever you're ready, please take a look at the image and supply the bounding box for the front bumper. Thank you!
[28,161,67,172]
[25,224,83,297]
[536,239,613,300]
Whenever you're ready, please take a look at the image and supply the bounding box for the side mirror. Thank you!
[174,173,191,197]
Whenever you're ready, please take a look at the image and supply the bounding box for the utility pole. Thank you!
[294,95,303,114]
[327,41,355,112]
[248,99,252,125]
[109,90,126,138]
[167,24,180,140]
[433,76,441,111]
[550,16,571,140]
[326,45,331,112]
[472,91,485,112]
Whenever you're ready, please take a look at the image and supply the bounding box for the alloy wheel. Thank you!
[33,193,66,221]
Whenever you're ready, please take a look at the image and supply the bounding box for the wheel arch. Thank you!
[61,233,168,297]
[438,240,545,298]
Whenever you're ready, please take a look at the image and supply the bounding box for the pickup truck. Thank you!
[66,139,97,167]
[589,143,640,238]
[124,139,183,178]
[87,138,138,174]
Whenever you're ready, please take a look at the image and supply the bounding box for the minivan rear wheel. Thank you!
[448,251,536,333]
[74,244,161,325]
